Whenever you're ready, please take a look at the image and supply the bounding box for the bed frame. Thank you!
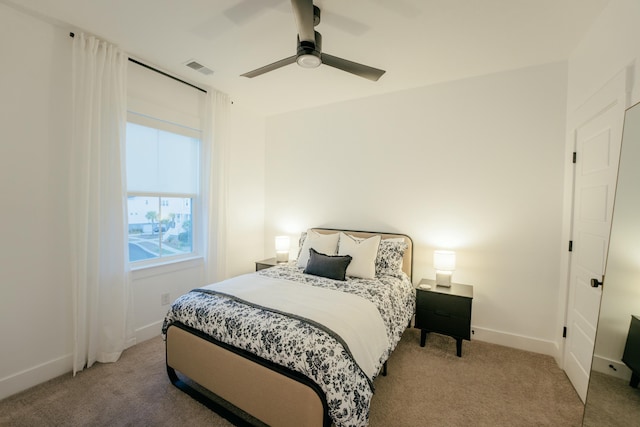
[166,228,413,427]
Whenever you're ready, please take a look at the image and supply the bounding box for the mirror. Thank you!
[583,102,640,426]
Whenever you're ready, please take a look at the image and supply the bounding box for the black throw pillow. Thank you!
[303,248,352,281]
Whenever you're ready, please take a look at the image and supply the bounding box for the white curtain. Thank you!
[69,33,132,375]
[203,90,231,283]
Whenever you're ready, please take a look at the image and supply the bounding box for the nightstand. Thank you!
[415,278,473,357]
[255,257,278,271]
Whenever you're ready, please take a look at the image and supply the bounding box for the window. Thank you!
[126,118,200,264]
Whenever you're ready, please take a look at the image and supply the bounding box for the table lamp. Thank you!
[275,236,290,263]
[434,250,456,287]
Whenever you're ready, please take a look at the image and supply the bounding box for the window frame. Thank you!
[125,113,202,268]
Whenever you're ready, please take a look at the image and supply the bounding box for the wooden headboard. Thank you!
[310,228,413,280]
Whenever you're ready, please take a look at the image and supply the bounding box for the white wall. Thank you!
[567,0,640,112]
[564,0,640,375]
[0,2,74,400]
[0,4,266,400]
[264,62,568,355]
[226,104,266,278]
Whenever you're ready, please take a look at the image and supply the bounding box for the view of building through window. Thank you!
[127,196,192,262]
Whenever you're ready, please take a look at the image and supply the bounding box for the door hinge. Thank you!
[573,152,577,163]
[568,241,573,252]
[563,326,567,338]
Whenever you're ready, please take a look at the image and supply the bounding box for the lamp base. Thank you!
[435,271,452,287]
[276,252,289,263]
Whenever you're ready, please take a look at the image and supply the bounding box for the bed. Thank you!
[162,228,415,427]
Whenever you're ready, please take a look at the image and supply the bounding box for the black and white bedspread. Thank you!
[162,262,415,427]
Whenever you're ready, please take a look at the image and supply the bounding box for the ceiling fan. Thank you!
[240,0,385,81]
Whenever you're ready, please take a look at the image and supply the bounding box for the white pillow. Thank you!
[296,230,340,268]
[338,232,381,279]
[346,235,406,275]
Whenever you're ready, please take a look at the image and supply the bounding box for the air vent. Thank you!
[184,60,214,76]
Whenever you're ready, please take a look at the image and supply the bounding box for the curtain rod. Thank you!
[69,32,207,94]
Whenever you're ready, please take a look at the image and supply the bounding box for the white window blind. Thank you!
[126,121,199,195]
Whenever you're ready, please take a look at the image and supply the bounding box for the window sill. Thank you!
[130,256,204,281]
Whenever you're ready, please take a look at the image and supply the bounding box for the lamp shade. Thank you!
[275,236,290,263]
[275,236,290,252]
[434,250,456,271]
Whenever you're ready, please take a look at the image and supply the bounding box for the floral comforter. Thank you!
[162,262,415,427]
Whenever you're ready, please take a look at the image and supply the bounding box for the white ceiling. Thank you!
[6,0,609,116]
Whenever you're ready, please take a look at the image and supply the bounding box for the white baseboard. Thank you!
[0,322,163,401]
[591,353,632,381]
[135,320,164,343]
[471,325,558,358]
[0,323,564,401]
[0,353,72,401]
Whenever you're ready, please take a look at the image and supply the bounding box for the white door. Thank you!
[564,102,624,403]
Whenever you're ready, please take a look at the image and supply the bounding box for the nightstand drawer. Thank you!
[415,308,471,340]
[417,292,471,318]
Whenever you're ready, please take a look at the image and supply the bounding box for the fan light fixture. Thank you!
[297,54,321,68]
[296,37,322,68]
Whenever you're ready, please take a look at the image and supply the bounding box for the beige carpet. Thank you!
[583,370,640,427]
[0,328,584,426]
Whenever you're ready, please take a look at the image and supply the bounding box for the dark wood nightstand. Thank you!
[415,278,473,357]
[255,257,278,271]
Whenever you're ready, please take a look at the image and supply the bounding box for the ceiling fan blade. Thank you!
[290,0,315,44]
[224,0,285,25]
[241,55,297,78]
[322,11,370,36]
[322,53,386,81]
